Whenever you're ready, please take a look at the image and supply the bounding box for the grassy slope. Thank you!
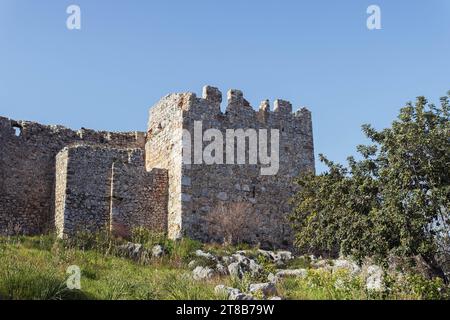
[0,236,227,300]
[0,235,447,300]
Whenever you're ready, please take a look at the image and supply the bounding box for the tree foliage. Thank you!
[290,92,450,279]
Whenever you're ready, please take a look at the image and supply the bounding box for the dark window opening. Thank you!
[13,126,22,137]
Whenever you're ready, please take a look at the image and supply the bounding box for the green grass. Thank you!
[0,235,223,300]
[0,234,448,300]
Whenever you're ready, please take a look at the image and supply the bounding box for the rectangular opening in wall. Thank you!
[12,125,22,137]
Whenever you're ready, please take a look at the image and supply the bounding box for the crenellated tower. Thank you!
[145,85,315,248]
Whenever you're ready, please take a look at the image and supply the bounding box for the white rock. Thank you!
[215,285,255,300]
[312,259,329,268]
[276,269,308,279]
[366,265,384,292]
[192,266,215,280]
[221,256,234,265]
[232,253,250,264]
[216,263,228,276]
[231,293,255,300]
[332,259,361,276]
[249,259,263,277]
[195,249,217,261]
[228,262,245,279]
[249,282,277,297]
[267,273,276,283]
[267,251,293,266]
[215,285,240,298]
[276,251,293,261]
[151,245,164,258]
[258,249,274,260]
[117,242,145,261]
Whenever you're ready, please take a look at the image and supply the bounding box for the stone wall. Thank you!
[0,116,145,235]
[145,93,192,239]
[145,86,315,248]
[1,85,314,248]
[55,144,168,238]
[111,163,168,237]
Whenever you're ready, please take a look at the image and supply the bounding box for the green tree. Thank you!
[290,92,450,280]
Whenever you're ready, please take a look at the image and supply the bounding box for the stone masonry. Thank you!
[0,117,145,235]
[146,86,314,248]
[0,86,314,248]
[54,144,168,238]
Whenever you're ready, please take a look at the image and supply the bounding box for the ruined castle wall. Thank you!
[0,116,145,235]
[55,144,168,238]
[55,145,135,237]
[111,164,168,237]
[146,87,315,248]
[145,93,193,239]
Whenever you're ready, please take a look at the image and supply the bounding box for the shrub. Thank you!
[205,202,262,246]
[291,92,450,280]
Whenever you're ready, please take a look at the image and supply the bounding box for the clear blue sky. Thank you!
[1,0,449,172]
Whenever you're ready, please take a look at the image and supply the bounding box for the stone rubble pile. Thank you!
[115,243,386,300]
[189,249,386,299]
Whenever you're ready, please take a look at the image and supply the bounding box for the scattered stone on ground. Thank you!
[365,265,384,292]
[248,282,277,297]
[117,242,147,262]
[188,260,198,270]
[214,285,255,300]
[228,262,245,279]
[190,249,391,298]
[195,249,217,261]
[151,244,164,258]
[192,266,215,280]
[269,269,308,283]
[331,259,361,276]
[216,263,228,276]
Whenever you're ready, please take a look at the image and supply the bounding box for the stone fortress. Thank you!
[0,86,314,248]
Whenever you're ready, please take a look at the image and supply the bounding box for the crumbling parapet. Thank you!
[274,99,293,114]
[0,116,146,236]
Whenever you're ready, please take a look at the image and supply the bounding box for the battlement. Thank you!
[148,86,313,135]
